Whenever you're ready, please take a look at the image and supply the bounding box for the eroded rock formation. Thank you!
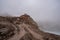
[0,14,60,40]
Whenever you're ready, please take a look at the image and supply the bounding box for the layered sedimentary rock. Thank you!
[0,14,60,40]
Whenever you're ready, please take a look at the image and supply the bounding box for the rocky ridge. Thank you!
[0,14,60,40]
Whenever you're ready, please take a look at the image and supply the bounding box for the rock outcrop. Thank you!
[0,14,60,40]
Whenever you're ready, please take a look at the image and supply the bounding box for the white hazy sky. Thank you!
[0,0,60,35]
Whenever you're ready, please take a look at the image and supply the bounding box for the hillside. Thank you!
[0,14,60,40]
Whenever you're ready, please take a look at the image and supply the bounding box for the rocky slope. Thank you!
[0,14,60,40]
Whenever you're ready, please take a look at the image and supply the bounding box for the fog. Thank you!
[0,0,60,35]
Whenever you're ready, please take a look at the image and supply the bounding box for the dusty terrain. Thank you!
[0,14,60,40]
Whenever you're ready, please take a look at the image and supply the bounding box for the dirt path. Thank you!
[8,23,43,40]
[19,23,43,40]
[8,25,26,40]
[24,23,43,40]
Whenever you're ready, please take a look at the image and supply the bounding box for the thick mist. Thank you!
[0,0,60,35]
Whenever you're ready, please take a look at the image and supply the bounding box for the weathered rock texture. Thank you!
[0,14,60,40]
